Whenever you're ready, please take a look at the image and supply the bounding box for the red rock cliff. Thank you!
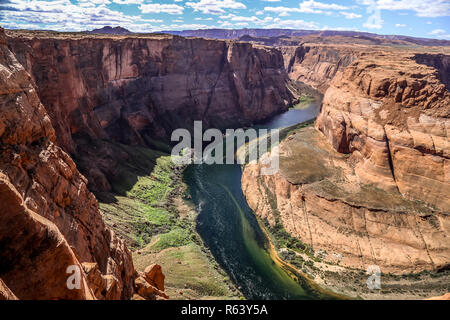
[0,28,167,300]
[315,50,450,212]
[282,44,359,92]
[6,31,295,191]
[242,46,449,274]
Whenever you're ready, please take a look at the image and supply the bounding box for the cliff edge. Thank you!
[0,27,167,300]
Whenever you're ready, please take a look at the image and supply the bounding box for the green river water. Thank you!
[183,102,339,299]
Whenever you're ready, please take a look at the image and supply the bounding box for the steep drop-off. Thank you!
[316,50,450,211]
[1,29,297,300]
[7,30,295,192]
[282,44,359,93]
[0,27,168,300]
[243,47,450,277]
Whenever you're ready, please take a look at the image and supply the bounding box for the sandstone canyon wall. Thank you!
[1,29,296,299]
[243,46,450,274]
[0,28,169,300]
[315,50,449,212]
[282,44,359,93]
[7,31,295,192]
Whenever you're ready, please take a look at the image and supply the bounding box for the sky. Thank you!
[0,0,449,39]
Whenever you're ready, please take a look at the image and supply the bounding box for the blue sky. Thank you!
[0,0,449,39]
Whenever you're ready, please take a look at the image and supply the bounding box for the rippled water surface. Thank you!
[183,102,334,299]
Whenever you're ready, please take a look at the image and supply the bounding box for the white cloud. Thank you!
[300,0,347,11]
[139,3,184,15]
[429,29,445,35]
[186,0,246,15]
[112,0,144,4]
[0,0,159,32]
[395,23,406,27]
[428,29,450,39]
[159,23,212,31]
[194,17,214,21]
[219,13,274,24]
[264,18,320,29]
[378,0,450,17]
[358,0,450,18]
[265,0,348,16]
[340,12,362,19]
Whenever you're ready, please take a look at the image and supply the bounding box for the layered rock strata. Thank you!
[243,49,450,274]
[0,28,166,300]
[7,30,295,192]
[282,44,359,93]
[315,51,450,212]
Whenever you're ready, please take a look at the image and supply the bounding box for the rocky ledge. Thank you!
[243,47,449,277]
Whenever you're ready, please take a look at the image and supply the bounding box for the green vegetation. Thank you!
[278,119,315,142]
[128,156,175,206]
[133,243,241,300]
[150,227,191,251]
[97,141,239,299]
[98,146,180,250]
[291,95,315,109]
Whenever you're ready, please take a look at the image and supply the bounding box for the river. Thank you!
[183,101,336,300]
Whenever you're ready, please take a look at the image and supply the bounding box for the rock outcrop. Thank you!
[243,47,450,274]
[243,127,449,274]
[0,27,166,300]
[0,278,18,300]
[144,264,165,291]
[7,30,295,192]
[282,44,359,93]
[315,50,450,212]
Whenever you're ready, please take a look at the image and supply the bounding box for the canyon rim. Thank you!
[0,0,450,304]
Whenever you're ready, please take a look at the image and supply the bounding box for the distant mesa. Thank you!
[88,26,131,35]
[163,28,450,46]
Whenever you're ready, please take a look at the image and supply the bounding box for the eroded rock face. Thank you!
[144,264,165,291]
[243,127,450,274]
[0,278,17,300]
[0,27,151,300]
[414,53,450,90]
[243,47,449,274]
[7,32,295,192]
[282,45,359,92]
[315,51,450,212]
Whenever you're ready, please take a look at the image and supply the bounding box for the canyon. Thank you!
[0,27,296,300]
[6,29,295,193]
[0,25,449,299]
[0,27,178,300]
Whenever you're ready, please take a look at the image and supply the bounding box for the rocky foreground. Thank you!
[0,27,177,300]
[243,43,449,297]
